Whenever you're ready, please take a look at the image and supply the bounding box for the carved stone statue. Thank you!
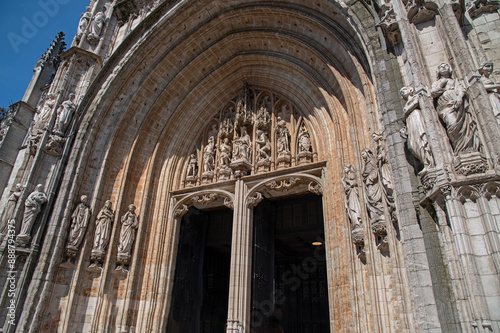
[341,165,363,229]
[298,125,312,153]
[74,11,91,44]
[400,86,435,169]
[371,131,396,223]
[219,138,232,166]
[233,126,251,161]
[479,61,500,124]
[186,154,198,178]
[87,10,106,45]
[33,93,57,132]
[53,93,77,136]
[91,200,114,261]
[203,136,216,173]
[361,149,386,225]
[275,117,290,155]
[66,195,91,257]
[431,63,480,154]
[255,130,271,162]
[117,204,139,265]
[16,184,48,246]
[0,184,22,235]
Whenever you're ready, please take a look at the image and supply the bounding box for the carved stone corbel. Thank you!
[189,193,219,206]
[308,181,323,195]
[404,0,439,24]
[247,192,263,208]
[468,0,500,19]
[483,182,500,199]
[174,204,189,218]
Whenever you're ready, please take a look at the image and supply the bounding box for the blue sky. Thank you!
[0,1,88,109]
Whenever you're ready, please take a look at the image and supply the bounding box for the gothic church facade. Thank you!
[0,0,500,332]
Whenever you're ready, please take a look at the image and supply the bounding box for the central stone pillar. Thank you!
[226,180,255,332]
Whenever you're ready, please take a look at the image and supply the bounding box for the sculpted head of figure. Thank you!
[69,93,76,101]
[104,200,112,209]
[399,86,414,100]
[343,164,354,175]
[35,184,44,192]
[371,131,384,143]
[479,61,494,77]
[361,148,373,162]
[15,183,22,191]
[128,204,136,212]
[80,195,88,204]
[437,63,452,79]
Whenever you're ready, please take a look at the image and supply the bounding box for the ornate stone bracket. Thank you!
[453,152,488,176]
[308,181,323,195]
[174,191,235,218]
[246,192,263,208]
[468,0,500,18]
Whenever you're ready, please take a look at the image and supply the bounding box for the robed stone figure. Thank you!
[66,195,91,257]
[117,204,139,265]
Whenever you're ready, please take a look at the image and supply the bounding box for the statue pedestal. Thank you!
[276,153,291,169]
[185,176,197,187]
[90,249,105,263]
[201,171,214,184]
[65,245,79,258]
[297,151,313,165]
[453,152,487,176]
[419,167,437,194]
[256,159,271,173]
[230,159,252,177]
[217,166,232,180]
[117,253,131,266]
[16,234,30,247]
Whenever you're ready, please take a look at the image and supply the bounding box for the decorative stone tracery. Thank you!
[182,85,317,187]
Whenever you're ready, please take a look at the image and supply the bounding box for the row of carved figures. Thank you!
[28,92,79,156]
[0,185,139,268]
[73,7,106,46]
[186,121,313,185]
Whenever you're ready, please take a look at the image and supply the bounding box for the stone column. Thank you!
[226,180,257,332]
[441,188,493,329]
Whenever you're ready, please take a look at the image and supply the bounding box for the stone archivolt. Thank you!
[182,85,317,188]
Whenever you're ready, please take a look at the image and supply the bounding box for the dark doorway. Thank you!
[166,207,232,333]
[251,195,330,333]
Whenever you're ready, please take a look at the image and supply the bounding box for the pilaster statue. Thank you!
[275,117,290,155]
[400,86,435,169]
[53,93,77,136]
[341,165,363,229]
[74,11,91,44]
[186,153,198,178]
[91,200,114,261]
[66,195,91,257]
[117,204,140,265]
[372,131,397,223]
[255,130,271,162]
[479,61,500,124]
[87,10,106,45]
[0,184,22,235]
[203,136,216,173]
[233,126,252,161]
[219,138,232,167]
[361,149,386,225]
[431,63,480,154]
[16,184,48,246]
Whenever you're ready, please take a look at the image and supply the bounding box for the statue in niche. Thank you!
[431,63,481,154]
[66,195,91,256]
[233,126,252,161]
[255,96,271,128]
[371,131,396,223]
[219,138,232,167]
[16,184,47,246]
[203,136,216,173]
[186,154,198,179]
[275,117,290,155]
[479,61,500,124]
[217,138,233,180]
[33,93,56,132]
[0,184,22,235]
[298,125,312,153]
[74,11,91,45]
[87,10,106,45]
[91,200,114,261]
[53,93,77,136]
[117,204,139,264]
[341,165,363,230]
[255,130,271,163]
[400,86,435,169]
[361,149,386,225]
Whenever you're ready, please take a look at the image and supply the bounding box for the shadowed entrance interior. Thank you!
[166,207,233,333]
[251,195,329,333]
